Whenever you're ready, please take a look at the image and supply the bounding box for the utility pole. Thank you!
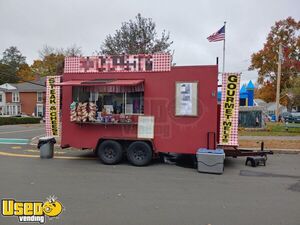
[275,43,283,122]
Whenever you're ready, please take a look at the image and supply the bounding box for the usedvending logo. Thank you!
[1,196,63,223]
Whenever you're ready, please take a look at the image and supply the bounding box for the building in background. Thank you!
[0,77,46,116]
[218,80,255,106]
[239,80,255,106]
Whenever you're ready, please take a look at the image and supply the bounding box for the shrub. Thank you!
[0,117,41,126]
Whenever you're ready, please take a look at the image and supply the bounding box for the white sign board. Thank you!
[137,116,154,139]
[175,82,198,116]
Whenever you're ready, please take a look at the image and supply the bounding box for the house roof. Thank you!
[0,83,16,90]
[254,99,267,106]
[10,82,45,92]
[30,76,46,86]
[1,77,46,93]
[265,102,286,111]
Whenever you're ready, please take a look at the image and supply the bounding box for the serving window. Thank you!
[72,87,144,115]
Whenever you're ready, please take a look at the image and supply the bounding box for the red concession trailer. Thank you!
[54,55,271,166]
[57,55,218,166]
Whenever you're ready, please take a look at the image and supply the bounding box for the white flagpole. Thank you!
[222,21,226,74]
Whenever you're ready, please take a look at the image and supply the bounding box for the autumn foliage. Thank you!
[250,17,300,103]
[254,82,276,102]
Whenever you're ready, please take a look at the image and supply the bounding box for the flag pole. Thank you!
[222,21,226,74]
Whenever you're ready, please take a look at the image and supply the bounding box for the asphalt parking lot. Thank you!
[0,147,300,225]
[0,124,45,140]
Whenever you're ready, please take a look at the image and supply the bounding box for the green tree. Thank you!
[1,46,26,72]
[100,13,173,55]
[283,76,300,109]
[249,17,300,90]
[32,45,82,77]
[0,64,19,84]
[0,46,27,84]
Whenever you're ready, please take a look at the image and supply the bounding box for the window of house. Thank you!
[36,104,43,117]
[6,105,19,115]
[17,105,21,114]
[37,92,43,102]
[12,92,20,102]
[0,94,2,102]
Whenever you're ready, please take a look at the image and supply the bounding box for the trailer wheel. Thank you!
[97,140,123,165]
[127,141,152,166]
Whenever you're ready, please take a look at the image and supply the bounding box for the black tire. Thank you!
[127,141,153,166]
[97,140,123,165]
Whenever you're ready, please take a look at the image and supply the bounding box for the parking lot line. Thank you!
[0,138,29,145]
[11,146,22,149]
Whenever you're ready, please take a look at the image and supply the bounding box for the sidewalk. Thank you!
[239,147,300,154]
[239,136,300,141]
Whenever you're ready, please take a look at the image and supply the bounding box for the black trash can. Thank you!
[38,137,56,159]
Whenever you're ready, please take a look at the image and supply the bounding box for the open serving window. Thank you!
[59,79,144,124]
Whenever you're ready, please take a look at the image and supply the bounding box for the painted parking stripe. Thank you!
[0,138,29,145]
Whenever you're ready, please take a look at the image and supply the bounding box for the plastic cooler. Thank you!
[196,149,225,174]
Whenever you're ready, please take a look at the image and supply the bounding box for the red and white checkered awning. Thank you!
[55,79,144,93]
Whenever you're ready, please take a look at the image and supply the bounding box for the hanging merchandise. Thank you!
[70,102,77,122]
[70,102,97,123]
[88,102,97,122]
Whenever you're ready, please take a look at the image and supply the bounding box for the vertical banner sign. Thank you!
[45,76,61,137]
[219,73,240,146]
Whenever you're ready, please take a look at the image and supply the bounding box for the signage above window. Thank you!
[64,54,171,73]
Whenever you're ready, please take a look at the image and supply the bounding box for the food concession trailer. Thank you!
[46,54,271,167]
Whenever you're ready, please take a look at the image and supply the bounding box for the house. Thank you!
[239,80,255,106]
[254,98,287,116]
[0,77,46,116]
[265,102,287,116]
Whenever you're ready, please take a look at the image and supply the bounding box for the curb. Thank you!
[239,147,300,154]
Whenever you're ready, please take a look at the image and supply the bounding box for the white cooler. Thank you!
[196,149,225,174]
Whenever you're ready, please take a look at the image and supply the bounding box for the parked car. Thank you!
[291,112,300,123]
[281,112,294,123]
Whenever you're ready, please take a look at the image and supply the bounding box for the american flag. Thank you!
[207,25,225,42]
